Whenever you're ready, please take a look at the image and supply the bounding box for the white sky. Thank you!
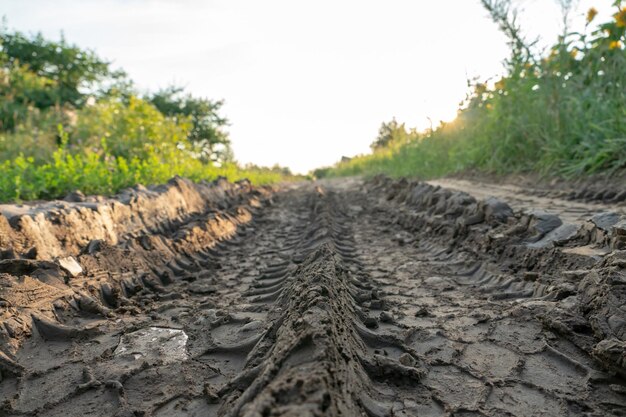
[1,0,612,173]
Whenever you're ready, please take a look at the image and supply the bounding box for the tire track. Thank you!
[1,177,626,416]
[213,187,423,416]
[345,177,626,416]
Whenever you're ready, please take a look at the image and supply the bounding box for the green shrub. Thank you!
[322,1,626,180]
[0,26,296,202]
[73,96,192,160]
[0,145,291,203]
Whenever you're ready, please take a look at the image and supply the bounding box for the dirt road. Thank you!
[0,176,625,416]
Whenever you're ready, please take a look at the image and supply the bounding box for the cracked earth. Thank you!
[0,176,625,416]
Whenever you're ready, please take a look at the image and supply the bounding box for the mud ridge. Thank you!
[215,188,423,416]
[370,175,626,380]
[0,176,270,260]
[1,176,625,416]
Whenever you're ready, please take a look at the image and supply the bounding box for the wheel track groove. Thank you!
[1,177,625,416]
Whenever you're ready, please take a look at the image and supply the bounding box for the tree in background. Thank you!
[148,86,231,163]
[0,24,130,135]
[0,23,295,201]
[0,25,233,164]
[370,118,411,150]
[0,29,123,110]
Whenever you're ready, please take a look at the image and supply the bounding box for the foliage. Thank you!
[147,86,231,162]
[0,146,289,202]
[0,105,65,161]
[0,27,231,162]
[0,26,295,202]
[73,96,192,160]
[319,1,626,180]
[370,119,412,150]
[0,28,122,110]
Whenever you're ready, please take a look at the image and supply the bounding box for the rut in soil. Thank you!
[0,177,625,416]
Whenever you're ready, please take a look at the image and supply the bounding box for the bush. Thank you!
[73,96,192,160]
[0,145,289,202]
[0,26,297,202]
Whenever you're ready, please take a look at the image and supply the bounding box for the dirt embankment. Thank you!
[0,175,625,416]
[0,176,268,260]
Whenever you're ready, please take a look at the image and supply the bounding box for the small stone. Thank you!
[591,212,622,231]
[414,307,430,317]
[114,327,188,364]
[105,380,123,392]
[544,223,579,246]
[57,256,83,277]
[84,239,105,255]
[204,384,220,403]
[82,366,96,382]
[484,197,513,223]
[613,219,626,236]
[363,317,378,329]
[380,311,393,323]
[64,190,86,202]
[528,211,563,235]
[399,353,416,367]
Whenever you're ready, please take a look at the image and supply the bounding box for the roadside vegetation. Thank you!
[0,25,296,202]
[316,0,626,180]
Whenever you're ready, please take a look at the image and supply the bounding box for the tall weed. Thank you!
[321,2,626,180]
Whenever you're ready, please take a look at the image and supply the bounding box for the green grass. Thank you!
[0,27,299,203]
[319,3,626,181]
[0,148,294,203]
[0,104,297,202]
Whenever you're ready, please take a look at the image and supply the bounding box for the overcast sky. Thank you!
[1,0,609,173]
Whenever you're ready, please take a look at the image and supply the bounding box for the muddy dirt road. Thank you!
[1,176,625,416]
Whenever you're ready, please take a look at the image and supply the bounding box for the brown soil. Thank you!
[0,175,625,416]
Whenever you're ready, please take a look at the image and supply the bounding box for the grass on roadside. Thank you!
[0,148,294,202]
[317,2,626,181]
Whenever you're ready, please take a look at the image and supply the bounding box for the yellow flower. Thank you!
[587,7,598,23]
[615,8,626,27]
[609,40,622,50]
[570,48,578,58]
[494,79,505,90]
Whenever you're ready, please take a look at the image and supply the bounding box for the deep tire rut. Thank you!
[1,177,625,416]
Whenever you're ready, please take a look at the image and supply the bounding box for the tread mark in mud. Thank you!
[1,177,626,416]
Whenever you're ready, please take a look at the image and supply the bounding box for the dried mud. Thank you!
[0,175,625,416]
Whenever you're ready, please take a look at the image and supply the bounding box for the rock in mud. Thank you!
[57,256,83,277]
[113,327,189,364]
[591,212,622,231]
[594,338,626,376]
[484,197,513,223]
[526,210,563,241]
[527,223,579,248]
